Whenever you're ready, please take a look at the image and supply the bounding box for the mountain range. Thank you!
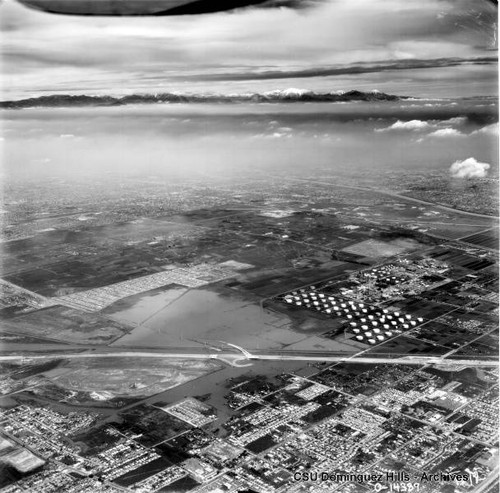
[0,89,406,109]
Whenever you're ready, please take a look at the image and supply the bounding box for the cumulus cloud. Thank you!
[379,115,469,134]
[450,157,490,178]
[270,131,292,138]
[438,116,467,127]
[377,120,430,132]
[471,123,499,136]
[428,128,464,138]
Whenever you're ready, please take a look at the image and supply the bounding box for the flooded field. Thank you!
[147,359,319,426]
[104,286,189,326]
[109,287,307,349]
[0,359,318,428]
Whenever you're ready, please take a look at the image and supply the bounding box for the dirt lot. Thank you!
[50,357,223,398]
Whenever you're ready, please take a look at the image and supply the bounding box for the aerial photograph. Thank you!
[0,0,498,492]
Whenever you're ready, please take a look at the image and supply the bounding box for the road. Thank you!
[0,346,497,367]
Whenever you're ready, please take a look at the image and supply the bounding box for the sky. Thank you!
[0,0,497,99]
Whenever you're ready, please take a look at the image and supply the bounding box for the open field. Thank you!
[460,229,499,250]
[50,357,223,398]
[0,436,45,473]
[0,305,132,344]
[341,238,422,258]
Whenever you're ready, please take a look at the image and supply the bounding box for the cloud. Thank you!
[0,0,497,97]
[378,115,470,134]
[439,116,467,127]
[471,122,499,136]
[428,128,464,138]
[178,56,497,82]
[450,157,490,178]
[377,120,431,132]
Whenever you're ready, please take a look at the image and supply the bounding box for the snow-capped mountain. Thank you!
[0,90,405,109]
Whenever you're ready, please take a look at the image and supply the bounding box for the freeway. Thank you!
[0,346,497,367]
